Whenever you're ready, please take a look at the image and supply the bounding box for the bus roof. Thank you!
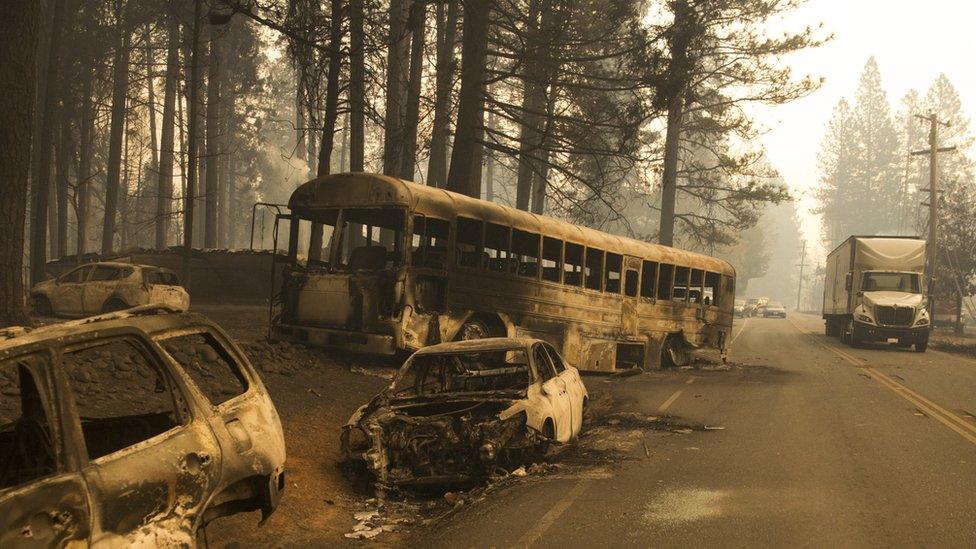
[289,173,734,276]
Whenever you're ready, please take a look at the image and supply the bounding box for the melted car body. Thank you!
[341,338,587,489]
[30,262,190,318]
[0,306,284,547]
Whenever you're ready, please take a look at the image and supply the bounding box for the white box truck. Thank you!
[822,236,930,351]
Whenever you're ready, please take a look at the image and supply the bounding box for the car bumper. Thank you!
[853,321,930,341]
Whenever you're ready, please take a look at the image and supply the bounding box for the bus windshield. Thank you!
[861,272,920,293]
[295,207,405,271]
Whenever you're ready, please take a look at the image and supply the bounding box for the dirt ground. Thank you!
[189,304,398,546]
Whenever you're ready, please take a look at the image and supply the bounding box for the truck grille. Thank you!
[875,305,914,327]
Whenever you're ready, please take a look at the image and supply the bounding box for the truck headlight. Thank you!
[914,309,930,326]
[858,314,873,323]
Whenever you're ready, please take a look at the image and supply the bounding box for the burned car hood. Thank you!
[342,392,545,490]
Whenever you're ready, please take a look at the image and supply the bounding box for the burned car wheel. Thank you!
[30,295,53,316]
[101,298,130,313]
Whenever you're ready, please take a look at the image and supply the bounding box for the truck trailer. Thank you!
[822,236,930,351]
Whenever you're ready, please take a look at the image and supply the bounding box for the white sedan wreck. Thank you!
[30,262,190,317]
[341,338,587,489]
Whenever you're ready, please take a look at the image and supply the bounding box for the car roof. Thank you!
[413,337,541,355]
[0,305,212,355]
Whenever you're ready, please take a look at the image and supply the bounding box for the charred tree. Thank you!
[0,2,38,325]
[156,8,180,250]
[102,18,132,254]
[204,25,221,248]
[400,0,426,180]
[446,0,491,197]
[77,66,94,256]
[383,0,410,177]
[310,0,345,262]
[348,0,365,171]
[426,0,457,187]
[30,0,66,282]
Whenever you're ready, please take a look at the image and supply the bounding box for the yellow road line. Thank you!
[658,390,684,413]
[788,317,976,446]
[516,479,591,548]
[686,376,697,385]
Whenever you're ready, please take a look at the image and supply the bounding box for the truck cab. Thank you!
[823,237,930,352]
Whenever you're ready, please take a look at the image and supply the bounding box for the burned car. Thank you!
[341,338,587,489]
[0,305,284,547]
[30,261,190,318]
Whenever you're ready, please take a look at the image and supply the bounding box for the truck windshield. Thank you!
[861,272,920,293]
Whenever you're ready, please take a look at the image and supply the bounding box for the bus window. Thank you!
[411,216,450,269]
[485,223,513,273]
[605,253,622,293]
[689,269,704,303]
[542,237,562,283]
[704,271,721,306]
[641,261,658,299]
[625,269,639,297]
[513,230,540,278]
[336,208,404,270]
[564,243,584,286]
[673,266,690,302]
[456,217,484,268]
[585,249,604,291]
[657,263,674,300]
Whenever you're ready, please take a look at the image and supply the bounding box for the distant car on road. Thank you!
[0,306,285,546]
[734,299,747,317]
[30,261,189,317]
[341,338,588,489]
[758,301,787,318]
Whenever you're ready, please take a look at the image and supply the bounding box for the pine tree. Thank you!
[849,57,900,234]
[814,99,856,248]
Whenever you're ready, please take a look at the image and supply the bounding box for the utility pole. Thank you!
[796,240,807,311]
[911,113,955,325]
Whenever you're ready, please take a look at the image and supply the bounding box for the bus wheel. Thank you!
[458,316,503,341]
[661,336,688,369]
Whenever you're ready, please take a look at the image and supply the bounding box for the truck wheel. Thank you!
[914,337,928,353]
[843,319,861,347]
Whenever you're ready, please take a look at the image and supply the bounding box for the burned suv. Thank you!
[0,305,285,546]
[341,338,587,490]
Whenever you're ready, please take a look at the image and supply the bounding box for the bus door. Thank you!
[621,256,642,335]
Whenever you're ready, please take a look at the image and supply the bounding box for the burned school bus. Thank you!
[270,173,735,371]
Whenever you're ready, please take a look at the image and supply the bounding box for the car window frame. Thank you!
[153,327,254,410]
[532,344,557,382]
[541,343,567,374]
[0,349,67,492]
[57,333,193,466]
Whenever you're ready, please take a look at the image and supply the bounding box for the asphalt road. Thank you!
[409,313,976,548]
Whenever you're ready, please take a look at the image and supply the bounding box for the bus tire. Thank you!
[660,336,687,369]
[457,315,505,341]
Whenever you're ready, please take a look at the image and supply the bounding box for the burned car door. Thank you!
[0,352,92,547]
[59,335,222,543]
[50,265,93,316]
[82,265,127,315]
[156,328,285,520]
[543,343,585,435]
[532,344,572,442]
